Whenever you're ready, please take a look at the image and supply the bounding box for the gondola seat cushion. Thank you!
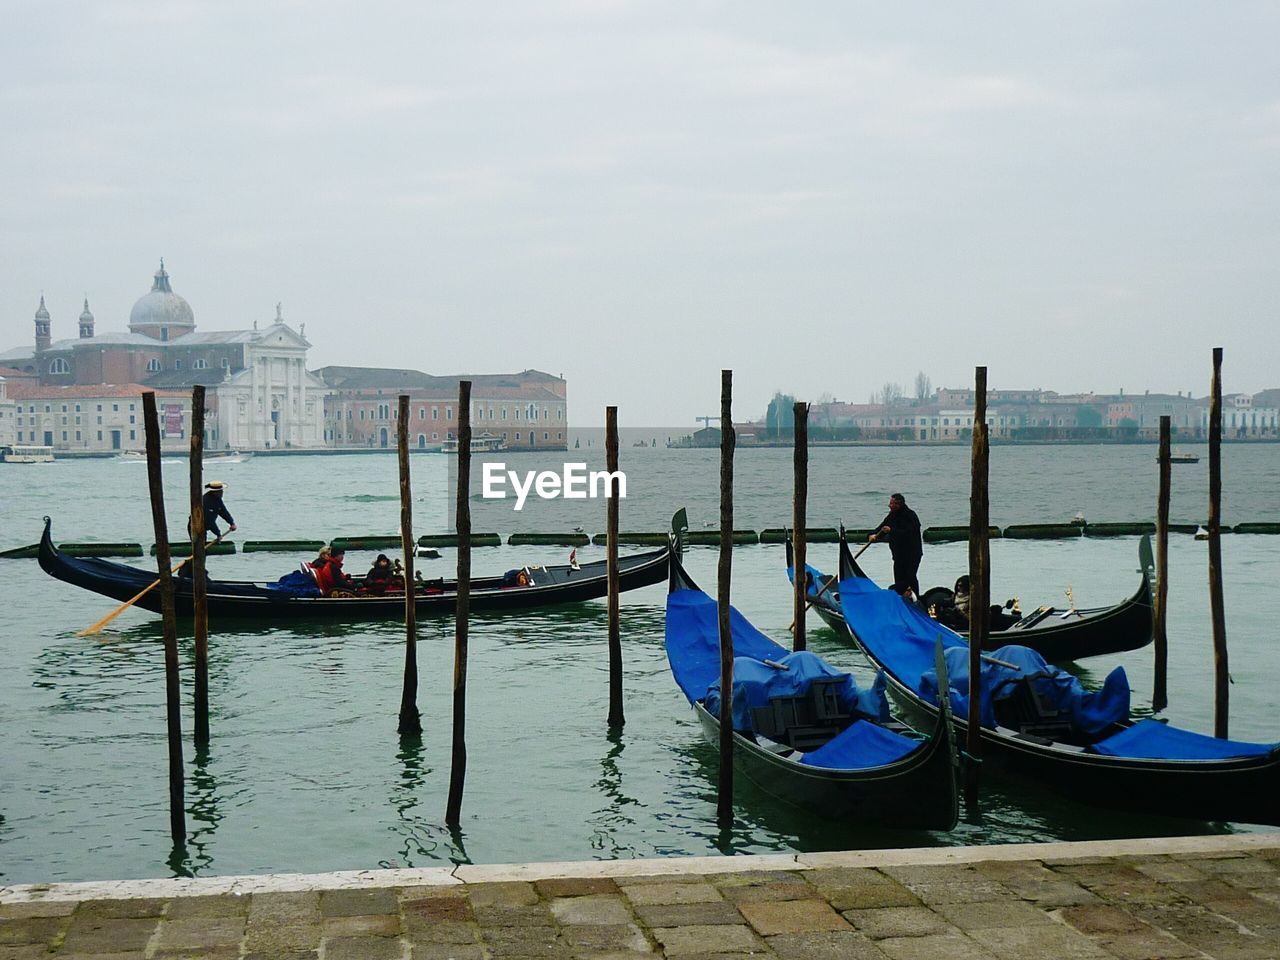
[1088,718,1279,760]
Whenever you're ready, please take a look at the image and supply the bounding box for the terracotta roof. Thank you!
[7,382,189,400]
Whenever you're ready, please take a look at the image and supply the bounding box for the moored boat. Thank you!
[38,517,666,621]
[665,546,958,830]
[786,530,1155,663]
[832,529,1280,826]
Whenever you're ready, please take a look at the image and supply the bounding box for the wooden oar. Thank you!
[76,534,227,637]
[788,538,874,631]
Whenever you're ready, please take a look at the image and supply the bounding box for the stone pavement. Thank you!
[3,834,1279,959]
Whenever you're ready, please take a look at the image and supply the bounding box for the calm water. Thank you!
[1,443,1278,883]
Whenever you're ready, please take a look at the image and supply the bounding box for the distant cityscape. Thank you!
[673,381,1280,447]
[0,262,567,453]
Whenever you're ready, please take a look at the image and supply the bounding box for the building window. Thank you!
[194,358,208,369]
[97,431,102,441]
[557,409,562,420]
[129,415,135,424]
[97,404,102,412]
[431,432,438,440]
[75,404,81,412]
[360,410,365,420]
[221,357,230,368]
[447,408,453,420]
[432,407,438,420]
[17,431,22,441]
[49,358,70,374]
[61,431,68,441]
[515,432,521,441]
[75,431,81,441]
[62,405,68,412]
[147,358,161,372]
[501,408,508,420]
[543,432,549,440]
[130,430,136,440]
[174,359,183,370]
[160,328,169,341]
[419,408,425,419]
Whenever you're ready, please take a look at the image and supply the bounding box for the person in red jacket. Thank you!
[313,547,356,597]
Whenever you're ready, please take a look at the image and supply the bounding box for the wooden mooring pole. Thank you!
[966,367,990,811]
[142,392,186,845]
[397,394,422,736]
[792,401,808,653]
[189,385,210,749]
[606,406,624,728]
[1153,414,1171,713]
[446,380,472,826]
[1207,348,1229,738]
[717,370,735,827]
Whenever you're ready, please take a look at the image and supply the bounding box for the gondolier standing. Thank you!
[869,492,922,598]
[195,480,237,539]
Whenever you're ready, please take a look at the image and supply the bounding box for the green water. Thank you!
[0,444,1277,883]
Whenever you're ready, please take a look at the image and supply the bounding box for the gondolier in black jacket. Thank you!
[868,492,922,598]
[191,480,237,539]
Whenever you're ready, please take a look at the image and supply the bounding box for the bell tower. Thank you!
[79,297,95,338]
[34,295,51,351]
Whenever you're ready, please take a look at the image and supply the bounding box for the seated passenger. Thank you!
[314,547,357,596]
[364,554,393,595]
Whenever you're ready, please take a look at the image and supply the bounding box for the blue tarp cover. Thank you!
[1090,718,1279,761]
[786,563,831,598]
[264,569,321,598]
[800,718,919,769]
[704,652,889,731]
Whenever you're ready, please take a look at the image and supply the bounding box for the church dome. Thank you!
[129,260,194,338]
[79,298,94,323]
[35,295,50,320]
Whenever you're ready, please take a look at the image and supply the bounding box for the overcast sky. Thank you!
[2,1,1277,424]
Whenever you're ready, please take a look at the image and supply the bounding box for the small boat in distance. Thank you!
[1164,450,1199,464]
[442,432,506,454]
[1,444,55,463]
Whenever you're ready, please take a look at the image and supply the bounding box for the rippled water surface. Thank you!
[1,442,1277,882]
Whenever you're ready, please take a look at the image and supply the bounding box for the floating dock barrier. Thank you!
[922,526,1002,544]
[416,533,503,548]
[1083,522,1157,537]
[593,530,758,546]
[243,540,326,554]
[330,535,403,551]
[759,528,840,544]
[151,541,236,556]
[1002,524,1084,540]
[507,533,591,546]
[1233,522,1280,534]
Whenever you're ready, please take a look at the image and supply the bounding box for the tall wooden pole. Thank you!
[1153,415,1171,713]
[143,392,186,845]
[1207,348,1228,738]
[717,370,736,826]
[446,380,472,825]
[605,406,624,727]
[189,385,209,749]
[792,401,809,652]
[966,367,990,810]
[397,394,422,735]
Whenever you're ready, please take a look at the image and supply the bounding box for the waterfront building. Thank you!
[317,366,568,451]
[1201,394,1279,437]
[8,384,192,450]
[0,375,15,446]
[0,263,326,451]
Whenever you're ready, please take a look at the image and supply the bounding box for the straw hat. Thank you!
[205,480,227,490]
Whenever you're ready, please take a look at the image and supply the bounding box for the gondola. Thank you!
[830,529,1280,826]
[664,546,958,830]
[38,517,667,621]
[786,531,1155,662]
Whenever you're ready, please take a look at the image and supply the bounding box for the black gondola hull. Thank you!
[38,518,667,620]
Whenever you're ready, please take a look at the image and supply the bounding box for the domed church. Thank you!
[0,261,327,451]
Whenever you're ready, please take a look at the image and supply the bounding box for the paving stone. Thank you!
[151,916,246,952]
[1091,931,1200,960]
[807,867,901,887]
[1131,903,1275,958]
[1194,855,1280,877]
[842,906,951,939]
[814,881,920,911]
[322,913,401,937]
[1056,903,1149,935]
[622,883,722,906]
[163,894,250,919]
[1200,895,1280,934]
[535,877,619,898]
[0,946,57,960]
[324,935,406,960]
[247,890,320,924]
[631,902,744,927]
[149,949,239,960]
[411,945,484,960]
[76,898,168,919]
[482,937,572,959]
[473,902,556,927]
[895,875,1015,906]
[467,881,540,908]
[1091,879,1190,907]
[615,874,703,886]
[0,901,78,919]
[482,923,562,946]
[1167,878,1257,904]
[319,887,400,917]
[717,881,816,904]
[1128,859,1206,883]
[1041,856,1117,867]
[875,931,997,960]
[967,924,1114,959]
[550,895,633,926]
[650,924,762,956]
[36,954,147,960]
[59,916,158,954]
[708,870,808,888]
[403,893,475,922]
[243,952,319,960]
[243,921,321,953]
[767,929,890,960]
[400,919,479,944]
[931,900,1055,930]
[559,922,651,953]
[0,915,66,946]
[978,863,1099,907]
[738,899,850,936]
[881,865,983,885]
[1048,862,1149,887]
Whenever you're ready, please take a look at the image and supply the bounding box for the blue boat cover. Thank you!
[800,718,920,769]
[704,652,889,731]
[786,562,832,598]
[1089,718,1279,760]
[264,569,322,598]
[920,645,1129,736]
